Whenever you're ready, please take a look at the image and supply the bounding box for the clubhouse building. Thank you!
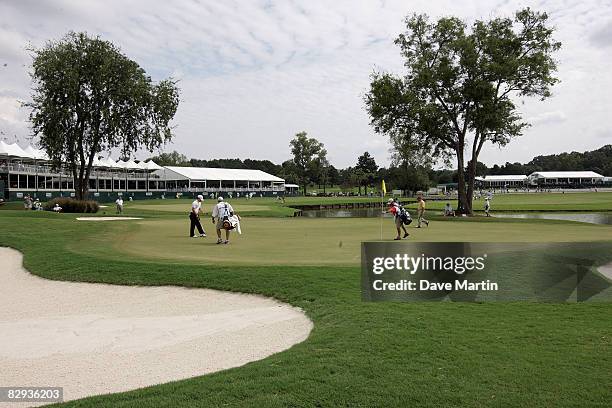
[475,175,528,188]
[476,171,606,188]
[0,142,286,201]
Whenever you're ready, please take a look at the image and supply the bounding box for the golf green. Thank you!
[77,216,612,266]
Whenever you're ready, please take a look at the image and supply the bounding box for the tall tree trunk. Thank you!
[466,159,476,214]
[466,133,485,216]
[456,150,471,214]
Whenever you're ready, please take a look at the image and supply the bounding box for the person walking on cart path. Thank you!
[189,195,207,238]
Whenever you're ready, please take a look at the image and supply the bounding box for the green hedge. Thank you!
[43,197,100,213]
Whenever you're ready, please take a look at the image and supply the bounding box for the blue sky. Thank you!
[1,0,611,168]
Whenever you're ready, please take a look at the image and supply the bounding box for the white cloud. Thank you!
[527,111,567,126]
[0,0,611,167]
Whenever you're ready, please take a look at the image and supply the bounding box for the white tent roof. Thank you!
[476,175,527,181]
[98,157,123,169]
[124,159,141,170]
[0,143,152,170]
[529,171,604,179]
[137,160,163,171]
[23,145,50,160]
[161,166,284,182]
[285,183,299,188]
[0,142,32,158]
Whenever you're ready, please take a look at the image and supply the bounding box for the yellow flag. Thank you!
[381,180,387,196]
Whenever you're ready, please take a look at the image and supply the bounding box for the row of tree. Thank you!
[151,141,611,197]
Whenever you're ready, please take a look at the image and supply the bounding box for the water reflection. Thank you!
[494,212,612,225]
[302,209,612,225]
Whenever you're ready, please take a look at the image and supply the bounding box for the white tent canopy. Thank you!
[137,160,163,171]
[529,171,603,179]
[160,166,284,183]
[0,142,33,159]
[124,159,140,170]
[23,145,50,161]
[475,175,527,182]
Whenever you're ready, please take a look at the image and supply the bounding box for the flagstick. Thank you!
[380,190,383,240]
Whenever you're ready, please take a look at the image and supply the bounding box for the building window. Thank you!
[10,174,18,188]
[206,180,220,189]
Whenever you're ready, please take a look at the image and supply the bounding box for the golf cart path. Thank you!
[0,247,312,406]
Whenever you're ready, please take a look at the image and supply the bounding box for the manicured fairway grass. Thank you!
[115,198,296,217]
[405,191,612,212]
[0,203,611,407]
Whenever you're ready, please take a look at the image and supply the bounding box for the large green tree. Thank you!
[289,131,327,195]
[356,151,379,189]
[150,151,191,167]
[366,8,560,213]
[27,32,180,200]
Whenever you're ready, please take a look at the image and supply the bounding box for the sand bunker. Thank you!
[0,247,312,405]
[599,261,612,281]
[76,216,143,221]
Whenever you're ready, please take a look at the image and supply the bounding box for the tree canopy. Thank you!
[289,131,328,195]
[149,151,191,167]
[27,31,179,200]
[365,8,560,213]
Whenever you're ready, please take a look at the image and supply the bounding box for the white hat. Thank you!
[387,198,394,204]
[217,196,224,202]
[197,194,203,200]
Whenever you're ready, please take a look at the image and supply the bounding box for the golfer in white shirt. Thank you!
[189,195,206,238]
[115,197,124,214]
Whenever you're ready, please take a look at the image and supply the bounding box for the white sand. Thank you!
[76,216,142,221]
[0,248,312,406]
[599,261,612,281]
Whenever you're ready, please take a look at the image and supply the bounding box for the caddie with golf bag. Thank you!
[212,196,241,244]
[386,198,411,240]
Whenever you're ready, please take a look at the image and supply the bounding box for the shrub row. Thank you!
[43,197,100,213]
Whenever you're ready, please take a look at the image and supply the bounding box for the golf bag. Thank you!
[221,203,234,230]
[398,205,412,225]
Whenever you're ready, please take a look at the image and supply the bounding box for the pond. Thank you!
[301,208,393,218]
[493,212,612,225]
[301,209,612,225]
